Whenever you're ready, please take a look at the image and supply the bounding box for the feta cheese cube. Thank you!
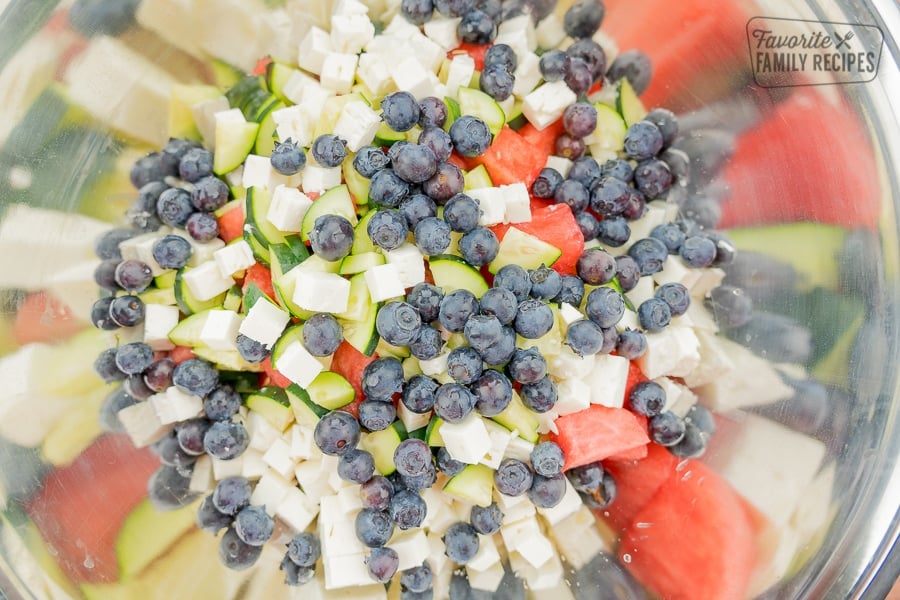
[118,400,172,447]
[319,494,366,557]
[502,182,531,223]
[683,329,734,388]
[691,267,725,298]
[336,483,364,513]
[332,101,381,152]
[549,504,610,569]
[151,387,203,424]
[266,186,313,233]
[444,54,475,98]
[480,420,515,469]
[467,187,506,227]
[625,274,656,308]
[512,51,542,98]
[418,351,448,377]
[496,15,536,58]
[383,243,426,289]
[189,454,214,494]
[616,309,640,333]
[184,236,226,268]
[466,559,505,592]
[509,550,563,591]
[441,416,492,464]
[408,32,445,73]
[383,13,421,38]
[423,16,461,50]
[263,437,299,479]
[390,56,441,99]
[558,302,583,326]
[241,448,267,480]
[294,460,331,506]
[182,261,234,301]
[192,96,230,148]
[653,255,703,289]
[536,13,566,51]
[211,456,244,480]
[273,105,315,148]
[502,435,535,463]
[248,410,282,452]
[250,469,295,514]
[289,425,315,460]
[548,345,595,379]
[330,14,375,54]
[420,488,454,534]
[333,0,369,16]
[626,201,669,243]
[320,52,358,93]
[500,517,553,568]
[238,298,290,348]
[277,486,317,532]
[637,325,701,380]
[554,377,591,416]
[301,164,343,194]
[545,155,573,178]
[364,263,406,302]
[586,353,630,408]
[536,476,582,525]
[274,341,325,388]
[389,529,430,571]
[293,270,351,313]
[144,303,179,350]
[297,27,332,75]
[214,240,256,276]
[397,402,431,433]
[323,553,373,589]
[356,52,396,97]
[198,309,242,351]
[522,81,577,130]
[467,533,500,571]
[242,154,279,190]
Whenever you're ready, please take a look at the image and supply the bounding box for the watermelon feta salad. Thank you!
[0,0,868,598]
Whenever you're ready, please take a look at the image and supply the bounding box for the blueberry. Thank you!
[358,400,397,431]
[112,342,153,377]
[530,441,565,477]
[566,462,604,493]
[514,299,553,339]
[634,158,673,199]
[458,227,499,267]
[585,287,626,328]
[645,108,679,148]
[566,37,607,80]
[448,115,492,157]
[179,148,214,183]
[376,302,422,347]
[590,175,630,216]
[219,526,262,570]
[204,421,250,460]
[554,178,590,213]
[310,213,355,261]
[418,97,448,128]
[91,297,119,330]
[553,275,585,307]
[576,248,616,285]
[151,235,193,270]
[393,438,432,478]
[706,231,737,266]
[507,347,547,384]
[354,145,391,178]
[597,216,631,248]
[607,49,653,95]
[129,152,168,188]
[401,0,435,25]
[564,56,593,95]
[563,158,598,189]
[520,376,557,412]
[400,466,437,491]
[280,556,315,586]
[191,176,230,212]
[484,43,517,71]
[413,216,451,256]
[563,0,605,39]
[234,505,275,546]
[563,101,598,139]
[236,334,270,364]
[579,471,617,508]
[628,237,668,275]
[176,418,210,456]
[655,282,690,317]
[362,357,406,401]
[471,368,513,416]
[600,158,634,183]
[463,313,503,354]
[479,64,515,101]
[438,289,479,333]
[443,522,480,563]
[469,502,503,535]
[417,126,453,162]
[124,373,154,400]
[313,410,361,455]
[94,348,125,383]
[478,287,518,325]
[402,374,439,413]
[302,313,343,356]
[457,8,496,44]
[532,167,564,199]
[433,383,477,423]
[529,473,567,508]
[669,421,708,458]
[409,325,445,360]
[684,403,716,436]
[478,325,517,365]
[197,494,232,534]
[390,489,428,529]
[407,282,444,322]
[127,186,166,231]
[109,294,146,327]
[706,285,753,329]
[287,533,321,569]
[575,211,601,241]
[311,134,348,167]
[615,255,641,291]
[565,319,604,356]
[144,357,175,392]
[99,387,138,433]
[185,211,219,242]
[270,138,307,175]
[660,147,690,183]
[95,228,136,260]
[422,161,464,201]
[554,133,585,160]
[366,546,400,583]
[368,169,410,208]
[436,446,466,476]
[361,476,394,511]
[616,328,647,360]
[637,297,672,332]
[679,235,717,268]
[172,358,219,397]
[442,193,480,233]
[393,144,438,183]
[339,448,377,484]
[368,209,409,251]
[624,120,664,161]
[388,140,411,164]
[213,476,252,515]
[382,91,422,132]
[622,188,648,221]
[649,411,687,446]
[401,561,434,594]
[148,464,197,510]
[650,223,685,254]
[528,265,562,301]
[494,458,533,496]
[629,380,666,417]
[156,187,195,228]
[447,346,484,385]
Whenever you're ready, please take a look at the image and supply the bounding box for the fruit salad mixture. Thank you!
[0,0,881,599]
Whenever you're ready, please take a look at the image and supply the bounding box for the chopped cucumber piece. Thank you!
[223,285,243,312]
[243,229,271,265]
[592,103,627,153]
[491,391,540,443]
[359,422,405,475]
[213,119,259,175]
[616,79,647,126]
[192,346,264,372]
[139,286,176,306]
[286,384,327,430]
[428,254,489,297]
[241,282,266,314]
[443,96,461,130]
[246,386,294,431]
[268,236,309,280]
[425,416,445,447]
[266,61,298,104]
[443,463,494,507]
[458,87,505,135]
[374,337,411,359]
[351,209,379,254]
[464,164,493,191]
[339,251,385,275]
[271,323,303,366]
[154,270,177,289]
[488,228,561,274]
[245,186,287,248]
[339,283,380,356]
[343,155,372,206]
[373,121,406,146]
[253,105,282,157]
[307,371,355,410]
[336,273,372,321]
[168,310,210,346]
[300,184,357,243]
[174,268,228,315]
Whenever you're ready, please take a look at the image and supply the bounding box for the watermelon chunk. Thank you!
[601,443,679,532]
[618,458,757,600]
[551,405,650,470]
[330,340,377,419]
[490,203,584,276]
[469,126,546,187]
[518,118,565,157]
[216,201,245,243]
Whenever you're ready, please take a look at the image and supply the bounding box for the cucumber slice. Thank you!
[139,286,176,306]
[307,371,355,410]
[443,463,494,507]
[342,155,372,207]
[428,254,489,297]
[443,96,462,131]
[174,269,228,315]
[243,229,271,265]
[266,62,298,104]
[168,84,221,140]
[351,209,379,254]
[245,186,287,248]
[339,251,385,275]
[271,323,304,366]
[491,391,540,443]
[246,386,294,431]
[616,79,647,126]
[300,184,357,243]
[464,164,493,191]
[154,271,177,289]
[253,106,281,157]
[374,337,411,359]
[268,236,309,280]
[336,273,372,321]
[487,227,561,274]
[286,384,327,430]
[373,121,406,146]
[425,416,445,447]
[168,310,211,346]
[241,282,266,314]
[192,345,264,372]
[222,284,242,311]
[592,103,627,153]
[339,286,380,356]
[457,87,505,135]
[359,423,406,475]
[219,370,260,394]
[213,119,259,175]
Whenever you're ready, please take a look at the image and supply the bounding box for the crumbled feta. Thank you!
[536,476,582,526]
[211,455,244,480]
[238,297,290,348]
[495,15,536,62]
[554,377,592,416]
[266,186,313,233]
[289,425,316,460]
[118,400,172,447]
[276,486,317,533]
[502,182,532,223]
[356,52,397,97]
[320,52,358,94]
[389,529,431,571]
[466,533,501,571]
[189,454,214,494]
[274,341,325,388]
[330,14,375,54]
[500,516,554,568]
[198,309,242,351]
[241,448,267,480]
[297,26,332,75]
[586,353,630,408]
[250,469,294,515]
[522,81,577,130]
[383,243,426,289]
[397,402,432,433]
[441,415,492,464]
[364,263,407,302]
[637,325,702,380]
[544,155,573,178]
[332,100,381,152]
[548,504,610,570]
[423,16,461,50]
[301,163,343,195]
[390,56,442,100]
[247,410,282,452]
[503,435,535,463]
[293,270,351,313]
[214,240,256,276]
[548,345,595,379]
[480,419,516,469]
[467,187,506,227]
[466,559,505,593]
[151,387,203,424]
[443,54,475,98]
[262,437,298,479]
[513,51,542,98]
[144,303,179,350]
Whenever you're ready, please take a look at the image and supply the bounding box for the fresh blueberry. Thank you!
[95,228,136,260]
[645,108,679,148]
[409,325,444,360]
[367,546,400,583]
[615,328,647,359]
[401,0,435,25]
[91,297,118,330]
[590,175,630,216]
[442,522,480,563]
[554,133,585,160]
[176,418,211,456]
[567,462,604,493]
[469,502,503,535]
[706,285,753,329]
[637,297,672,333]
[197,494,232,534]
[358,400,397,432]
[575,211,601,241]
[413,216,451,256]
[471,368,513,416]
[530,441,565,477]
[615,255,641,291]
[388,140,411,163]
[457,8,496,44]
[539,49,568,81]
[585,286,625,328]
[219,526,262,570]
[579,471,617,509]
[628,237,668,275]
[706,231,737,266]
[368,209,409,251]
[190,176,230,212]
[172,358,219,397]
[684,403,716,436]
[597,216,631,247]
[576,248,616,285]
[313,410,361,455]
[302,313,343,356]
[433,383,477,423]
[438,289,479,332]
[270,138,307,175]
[484,43,517,71]
[520,376,558,412]
[634,158,673,199]
[400,466,437,491]
[600,158,634,183]
[529,473,567,508]
[236,334,270,364]
[478,325,517,365]
[280,556,315,586]
[204,421,250,460]
[423,161,465,201]
[234,505,274,546]
[442,193,480,233]
[629,380,666,417]
[393,144,438,183]
[655,282,690,317]
[417,126,453,163]
[563,0,605,39]
[362,357,406,401]
[113,342,154,376]
[339,448,377,484]
[553,275,585,306]
[554,178,590,213]
[507,347,547,384]
[532,167,564,199]
[94,348,126,383]
[401,561,434,594]
[622,188,648,220]
[514,298,554,339]
[311,134,348,167]
[566,157,600,189]
[129,152,168,188]
[390,489,428,530]
[447,346,484,385]
[606,49,653,95]
[393,438,433,478]
[436,447,466,476]
[563,101,598,138]
[144,357,175,392]
[402,374,439,413]
[156,187,195,228]
[649,411,686,446]
[564,56,593,95]
[108,294,145,327]
[624,120,664,161]
[98,387,138,433]
[179,148,214,183]
[213,476,252,516]
[650,223,685,254]
[565,319,605,356]
[566,37,607,79]
[418,97,448,128]
[478,287,518,325]
[680,235,717,268]
[354,145,391,178]
[382,91,422,132]
[123,373,153,401]
[458,227,499,267]
[528,265,563,300]
[479,64,515,101]
[368,169,410,208]
[361,476,394,511]
[660,147,690,183]
[68,0,140,37]
[287,532,321,567]
[494,458,533,496]
[376,302,422,347]
[407,283,443,323]
[152,235,193,269]
[185,211,219,242]
[449,115,492,157]
[463,313,504,355]
[669,421,708,458]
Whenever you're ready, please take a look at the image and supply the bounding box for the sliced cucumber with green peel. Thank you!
[491,391,540,443]
[307,371,355,410]
[241,282,266,314]
[139,286,176,306]
[343,156,372,206]
[271,323,304,367]
[616,79,647,127]
[336,273,372,321]
[192,346,264,372]
[375,337,411,359]
[351,210,379,254]
[223,285,243,312]
[457,87,505,135]
[168,310,211,347]
[268,237,309,280]
[174,269,228,315]
[246,386,293,431]
[266,61,299,104]
[213,119,259,175]
[359,422,406,475]
[339,251,385,275]
[254,106,282,157]
[425,416,445,447]
[300,184,357,243]
[443,463,494,507]
[286,384,327,430]
[339,287,380,356]
[243,229,270,265]
[245,186,287,248]
[488,228,561,274]
[154,270,177,289]
[443,96,462,130]
[592,103,627,152]
[428,254,489,297]
[373,121,406,146]
[464,164,493,191]
[219,370,260,394]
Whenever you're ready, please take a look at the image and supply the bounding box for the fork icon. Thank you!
[834,30,855,49]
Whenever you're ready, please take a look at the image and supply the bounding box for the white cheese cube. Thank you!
[554,377,591,416]
[534,409,559,435]
[389,529,431,571]
[423,16,461,50]
[266,186,313,233]
[383,12,422,38]
[356,52,397,97]
[332,101,381,152]
[118,400,172,447]
[301,164,343,195]
[330,14,375,54]
[282,72,334,121]
[319,494,366,557]
[694,336,793,411]
[297,26,332,75]
[616,309,640,333]
[293,270,351,313]
[189,454,214,493]
[500,517,553,568]
[480,420,515,469]
[384,243,426,289]
[273,105,315,149]
[144,303,179,350]
[128,235,167,276]
[275,341,325,388]
[501,182,531,223]
[545,155,573,178]
[320,52,358,94]
[495,490,535,523]
[323,553,373,589]
[626,201,669,243]
[466,559,505,592]
[239,298,290,348]
[294,460,331,506]
[214,240,256,277]
[683,329,734,388]
[558,302,583,326]
[277,486,317,532]
[398,402,432,433]
[653,255,703,290]
[466,533,500,572]
[192,96,230,147]
[333,0,370,16]
[198,309,242,351]
[536,477,582,525]
[625,275,656,308]
[637,325,701,380]
[535,12,566,52]
[181,260,234,301]
[409,32,445,73]
[364,263,407,302]
[214,107,246,126]
[242,154,277,190]
[241,448,267,480]
[441,416,492,464]
[337,483,364,513]
[678,301,719,332]
[250,469,295,514]
[496,15,536,58]
[263,437,299,479]
[444,54,475,98]
[512,51,542,98]
[585,353,630,408]
[548,504,610,569]
[548,345,595,379]
[522,81,577,130]
[510,550,564,591]
[653,376,698,415]
[248,410,282,452]
[211,455,245,480]
[418,351,448,377]
[289,425,315,460]
[422,490,456,535]
[184,236,227,268]
[502,435,535,463]
[691,267,725,298]
[390,56,441,100]
[467,187,506,227]
[151,387,203,424]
